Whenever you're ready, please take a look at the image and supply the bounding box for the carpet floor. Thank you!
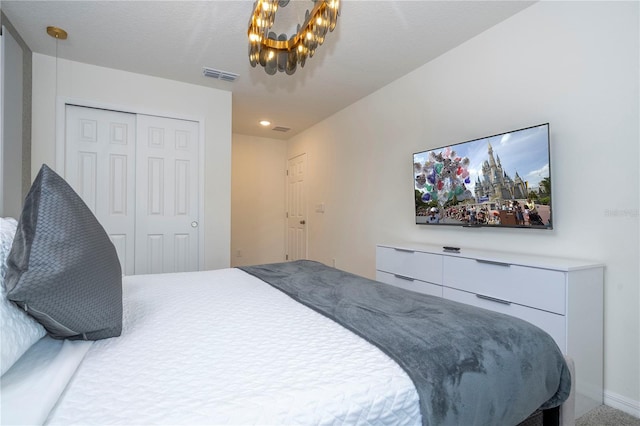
[576,405,640,426]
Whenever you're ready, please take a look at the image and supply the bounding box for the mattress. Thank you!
[44,268,421,425]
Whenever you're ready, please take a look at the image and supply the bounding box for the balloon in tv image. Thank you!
[413,124,552,229]
[414,146,474,206]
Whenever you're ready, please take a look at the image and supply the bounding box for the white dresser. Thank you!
[376,243,604,418]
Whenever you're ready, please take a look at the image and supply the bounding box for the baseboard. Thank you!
[604,390,640,419]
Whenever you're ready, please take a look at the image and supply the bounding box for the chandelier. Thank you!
[248,0,340,75]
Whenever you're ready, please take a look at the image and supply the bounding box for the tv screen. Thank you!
[414,123,552,229]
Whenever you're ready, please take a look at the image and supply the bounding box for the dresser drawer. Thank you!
[443,287,566,350]
[443,256,566,314]
[376,246,442,284]
[376,271,443,297]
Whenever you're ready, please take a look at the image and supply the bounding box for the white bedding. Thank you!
[43,268,421,425]
[1,337,92,425]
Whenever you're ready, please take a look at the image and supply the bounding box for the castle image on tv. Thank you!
[414,123,551,229]
[474,141,529,203]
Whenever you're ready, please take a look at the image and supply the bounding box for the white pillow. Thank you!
[1,217,46,375]
[0,217,19,288]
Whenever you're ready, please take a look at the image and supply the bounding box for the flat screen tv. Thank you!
[414,123,552,229]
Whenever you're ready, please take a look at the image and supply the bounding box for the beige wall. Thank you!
[287,1,639,414]
[31,54,232,270]
[231,134,286,267]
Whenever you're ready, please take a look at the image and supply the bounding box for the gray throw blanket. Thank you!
[240,260,571,426]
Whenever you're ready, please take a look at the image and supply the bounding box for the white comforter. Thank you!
[42,268,420,425]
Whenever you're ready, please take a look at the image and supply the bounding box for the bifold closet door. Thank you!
[135,114,199,275]
[65,106,200,275]
[65,105,136,275]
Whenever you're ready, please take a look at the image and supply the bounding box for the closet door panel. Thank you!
[135,115,199,274]
[65,105,136,275]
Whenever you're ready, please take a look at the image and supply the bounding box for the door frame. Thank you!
[55,96,206,270]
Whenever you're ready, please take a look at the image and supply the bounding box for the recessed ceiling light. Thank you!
[259,120,271,127]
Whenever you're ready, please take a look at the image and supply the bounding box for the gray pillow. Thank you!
[5,164,122,340]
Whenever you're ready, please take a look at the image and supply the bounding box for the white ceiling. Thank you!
[2,0,535,140]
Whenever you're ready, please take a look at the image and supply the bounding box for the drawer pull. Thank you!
[476,259,511,267]
[394,248,415,253]
[476,294,511,305]
[394,274,415,282]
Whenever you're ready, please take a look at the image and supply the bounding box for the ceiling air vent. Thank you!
[202,67,239,82]
[272,126,291,132]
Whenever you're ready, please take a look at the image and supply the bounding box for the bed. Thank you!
[1,165,573,426]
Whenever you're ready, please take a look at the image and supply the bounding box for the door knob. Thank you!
[191,221,199,228]
[300,220,306,225]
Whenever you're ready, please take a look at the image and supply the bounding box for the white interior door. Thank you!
[135,114,200,274]
[65,106,201,275]
[65,105,136,275]
[286,153,307,261]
